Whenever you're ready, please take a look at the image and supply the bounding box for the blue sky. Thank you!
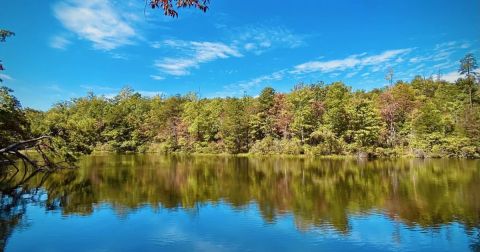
[1,0,479,110]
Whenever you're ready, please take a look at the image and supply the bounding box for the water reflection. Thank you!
[1,155,480,251]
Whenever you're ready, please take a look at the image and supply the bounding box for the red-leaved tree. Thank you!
[150,0,209,17]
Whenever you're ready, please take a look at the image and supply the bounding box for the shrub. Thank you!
[249,137,303,155]
[460,146,479,159]
[249,136,277,154]
[278,138,303,155]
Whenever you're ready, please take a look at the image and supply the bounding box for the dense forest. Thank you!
[1,54,479,159]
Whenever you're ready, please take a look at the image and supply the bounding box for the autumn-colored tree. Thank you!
[0,30,14,43]
[378,82,416,146]
[150,0,209,17]
[271,93,293,139]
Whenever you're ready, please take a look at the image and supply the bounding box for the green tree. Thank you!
[101,88,152,152]
[347,97,382,148]
[0,87,28,147]
[220,98,250,153]
[288,85,318,143]
[458,53,479,107]
[324,82,351,138]
[182,95,222,147]
[251,87,276,140]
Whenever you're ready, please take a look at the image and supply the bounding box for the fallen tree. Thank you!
[0,136,72,172]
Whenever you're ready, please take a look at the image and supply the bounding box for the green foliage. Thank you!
[411,101,443,136]
[220,98,250,154]
[2,54,479,159]
[0,87,29,146]
[346,97,383,148]
[250,87,277,140]
[324,82,350,138]
[288,84,323,143]
[310,126,345,155]
[249,136,303,155]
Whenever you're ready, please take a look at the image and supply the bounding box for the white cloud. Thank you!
[215,39,477,94]
[154,58,196,76]
[460,42,471,49]
[80,84,117,91]
[49,35,71,50]
[440,71,462,82]
[150,75,165,81]
[104,93,117,99]
[236,70,286,90]
[398,40,478,81]
[408,49,453,64]
[138,90,164,97]
[150,25,305,78]
[46,84,63,93]
[109,52,129,60]
[53,0,136,50]
[104,90,164,98]
[153,40,242,76]
[80,85,163,98]
[218,70,287,97]
[233,25,305,55]
[440,70,480,83]
[345,71,358,78]
[0,73,14,81]
[292,49,413,74]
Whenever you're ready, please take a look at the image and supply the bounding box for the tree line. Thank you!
[1,54,479,159]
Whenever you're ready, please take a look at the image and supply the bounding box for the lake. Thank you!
[1,155,479,251]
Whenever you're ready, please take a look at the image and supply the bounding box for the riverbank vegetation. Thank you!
[1,54,479,159]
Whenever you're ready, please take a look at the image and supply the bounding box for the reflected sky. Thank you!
[2,155,480,251]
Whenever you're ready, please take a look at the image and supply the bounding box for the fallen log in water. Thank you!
[0,136,70,171]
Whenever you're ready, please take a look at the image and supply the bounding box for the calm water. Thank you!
[1,155,479,251]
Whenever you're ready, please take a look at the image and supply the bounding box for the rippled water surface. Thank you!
[1,155,479,251]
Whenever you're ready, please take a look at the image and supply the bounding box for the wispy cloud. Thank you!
[0,73,14,81]
[292,49,413,74]
[232,25,306,55]
[46,84,64,93]
[49,35,71,50]
[440,71,462,82]
[439,69,480,82]
[81,85,164,98]
[409,41,467,64]
[53,0,136,50]
[150,24,305,79]
[217,48,415,94]
[217,70,287,97]
[150,75,165,81]
[153,40,242,77]
[104,90,164,99]
[219,39,477,94]
[138,90,164,97]
[80,84,118,91]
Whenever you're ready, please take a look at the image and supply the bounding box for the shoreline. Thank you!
[88,150,479,160]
